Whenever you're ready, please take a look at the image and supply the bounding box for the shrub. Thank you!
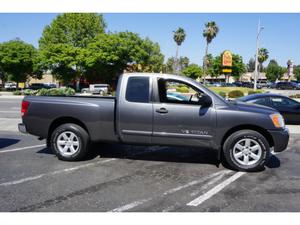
[218,91,226,98]
[37,87,75,96]
[13,90,22,95]
[176,86,189,93]
[289,94,300,98]
[248,90,262,95]
[228,90,244,98]
[23,89,37,96]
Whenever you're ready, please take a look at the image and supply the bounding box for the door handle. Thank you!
[156,108,168,114]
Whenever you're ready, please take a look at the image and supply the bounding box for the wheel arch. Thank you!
[47,117,90,146]
[221,124,274,151]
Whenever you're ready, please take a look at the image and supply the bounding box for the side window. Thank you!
[125,76,150,103]
[248,97,268,105]
[158,79,202,104]
[270,97,298,107]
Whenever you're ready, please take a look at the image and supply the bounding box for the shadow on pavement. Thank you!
[265,154,281,169]
[0,138,20,149]
[88,143,220,166]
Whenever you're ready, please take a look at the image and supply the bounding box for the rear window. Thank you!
[125,76,150,103]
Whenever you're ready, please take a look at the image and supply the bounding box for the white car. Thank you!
[4,82,17,90]
[81,84,110,95]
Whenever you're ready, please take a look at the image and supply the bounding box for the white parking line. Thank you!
[110,198,152,212]
[187,171,245,207]
[109,170,232,212]
[0,144,46,153]
[0,158,117,187]
[0,111,19,113]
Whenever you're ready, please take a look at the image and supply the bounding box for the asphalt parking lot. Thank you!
[0,96,300,212]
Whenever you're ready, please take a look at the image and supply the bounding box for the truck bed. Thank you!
[23,95,118,142]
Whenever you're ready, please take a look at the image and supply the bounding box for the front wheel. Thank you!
[50,123,90,161]
[223,130,270,172]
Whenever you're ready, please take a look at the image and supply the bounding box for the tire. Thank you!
[223,130,270,172]
[50,123,90,161]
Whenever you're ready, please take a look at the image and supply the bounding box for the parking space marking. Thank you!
[0,158,117,187]
[109,170,232,212]
[110,198,152,212]
[0,144,46,153]
[187,171,245,207]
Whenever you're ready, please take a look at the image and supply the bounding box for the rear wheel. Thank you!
[50,123,90,161]
[223,130,270,172]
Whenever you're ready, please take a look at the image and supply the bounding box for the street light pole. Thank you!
[254,20,264,90]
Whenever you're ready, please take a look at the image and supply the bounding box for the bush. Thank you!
[289,94,300,98]
[248,90,262,95]
[228,90,244,98]
[23,89,37,96]
[13,90,22,95]
[176,86,189,93]
[218,91,226,98]
[37,87,75,96]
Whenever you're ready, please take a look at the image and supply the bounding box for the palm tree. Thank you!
[173,27,186,74]
[257,48,269,79]
[203,21,219,81]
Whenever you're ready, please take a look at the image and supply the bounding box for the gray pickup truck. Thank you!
[19,73,289,171]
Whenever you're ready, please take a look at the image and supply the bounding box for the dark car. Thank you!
[29,83,53,90]
[241,82,262,89]
[237,93,300,124]
[275,81,300,90]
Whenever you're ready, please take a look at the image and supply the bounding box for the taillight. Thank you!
[21,100,30,117]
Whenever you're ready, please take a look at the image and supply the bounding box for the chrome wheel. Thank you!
[233,138,262,166]
[56,131,80,156]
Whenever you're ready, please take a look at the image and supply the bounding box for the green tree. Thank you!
[0,39,38,87]
[38,13,106,85]
[173,27,186,73]
[165,56,189,74]
[182,64,203,80]
[258,48,269,72]
[266,59,285,82]
[84,32,164,82]
[202,21,219,79]
[209,53,246,81]
[293,65,300,81]
[247,58,255,72]
[231,54,246,79]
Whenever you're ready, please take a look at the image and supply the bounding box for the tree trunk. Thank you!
[203,42,209,83]
[174,45,179,74]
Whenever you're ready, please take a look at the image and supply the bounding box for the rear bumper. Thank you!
[18,123,27,134]
[268,127,289,152]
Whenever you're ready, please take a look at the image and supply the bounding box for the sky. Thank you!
[0,13,299,67]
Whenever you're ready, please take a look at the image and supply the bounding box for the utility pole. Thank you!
[254,19,264,90]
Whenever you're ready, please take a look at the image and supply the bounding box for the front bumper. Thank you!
[268,127,289,152]
[18,123,27,134]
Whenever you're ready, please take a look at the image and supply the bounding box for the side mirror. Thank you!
[198,94,212,107]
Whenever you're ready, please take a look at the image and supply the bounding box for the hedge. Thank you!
[228,90,244,98]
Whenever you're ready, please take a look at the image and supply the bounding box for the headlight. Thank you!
[270,114,285,128]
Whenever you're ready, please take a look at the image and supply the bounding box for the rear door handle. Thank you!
[156,108,168,114]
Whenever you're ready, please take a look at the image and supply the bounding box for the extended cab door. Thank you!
[117,75,153,144]
[152,78,216,147]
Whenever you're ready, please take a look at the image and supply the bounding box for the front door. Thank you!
[152,78,216,147]
[117,76,153,144]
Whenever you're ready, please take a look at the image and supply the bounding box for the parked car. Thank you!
[221,83,236,87]
[29,83,54,90]
[241,82,262,89]
[81,84,110,95]
[237,93,300,124]
[19,73,289,172]
[232,81,243,87]
[275,81,300,90]
[266,82,277,89]
[4,82,17,90]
